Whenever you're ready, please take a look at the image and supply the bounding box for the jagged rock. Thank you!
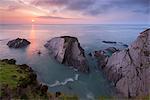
[7,38,30,48]
[94,50,108,69]
[44,36,89,73]
[102,29,150,97]
[94,47,118,68]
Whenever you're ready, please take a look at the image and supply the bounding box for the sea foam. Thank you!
[49,74,79,87]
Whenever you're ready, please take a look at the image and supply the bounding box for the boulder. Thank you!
[44,36,89,73]
[7,38,30,48]
[102,29,150,97]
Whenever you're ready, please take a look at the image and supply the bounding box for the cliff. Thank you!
[44,36,89,73]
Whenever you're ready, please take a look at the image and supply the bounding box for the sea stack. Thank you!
[44,36,89,73]
[7,38,30,48]
[98,29,150,98]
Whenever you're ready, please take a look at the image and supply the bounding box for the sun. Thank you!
[32,19,35,23]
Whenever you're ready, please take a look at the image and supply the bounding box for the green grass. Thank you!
[0,61,79,100]
[0,61,28,88]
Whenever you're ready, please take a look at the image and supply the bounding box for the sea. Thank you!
[0,24,149,100]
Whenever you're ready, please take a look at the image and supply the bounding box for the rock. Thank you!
[7,38,30,48]
[102,41,128,48]
[88,53,92,57]
[1,59,16,64]
[94,47,118,68]
[102,41,117,44]
[94,50,108,68]
[40,85,48,95]
[55,92,61,97]
[102,29,150,97]
[37,51,41,55]
[44,36,89,73]
[104,47,119,54]
[19,64,33,72]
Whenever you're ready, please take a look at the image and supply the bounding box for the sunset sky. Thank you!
[0,0,149,24]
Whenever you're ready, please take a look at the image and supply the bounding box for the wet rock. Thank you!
[122,44,128,47]
[102,41,128,48]
[102,41,117,44]
[37,50,41,55]
[102,29,150,97]
[94,47,118,68]
[88,52,92,57]
[44,36,89,73]
[105,47,119,54]
[94,50,108,68]
[7,38,30,48]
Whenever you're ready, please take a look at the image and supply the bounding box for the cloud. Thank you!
[37,16,80,19]
[29,0,149,15]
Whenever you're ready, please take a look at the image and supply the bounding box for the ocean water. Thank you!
[0,24,149,99]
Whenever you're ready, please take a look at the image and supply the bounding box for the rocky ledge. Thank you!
[7,38,30,48]
[44,36,89,73]
[96,29,150,98]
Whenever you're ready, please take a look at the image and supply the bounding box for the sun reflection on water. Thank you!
[27,25,37,57]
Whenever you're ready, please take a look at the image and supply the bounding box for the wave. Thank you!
[48,74,80,87]
[86,92,95,100]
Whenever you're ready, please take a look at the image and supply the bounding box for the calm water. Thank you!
[0,24,149,99]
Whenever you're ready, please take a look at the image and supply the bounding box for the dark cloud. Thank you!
[66,0,95,10]
[30,0,149,15]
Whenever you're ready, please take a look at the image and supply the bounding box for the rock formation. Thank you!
[94,47,119,68]
[102,41,128,47]
[97,29,150,98]
[44,36,89,73]
[7,38,30,48]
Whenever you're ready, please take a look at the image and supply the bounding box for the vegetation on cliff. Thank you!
[0,59,78,100]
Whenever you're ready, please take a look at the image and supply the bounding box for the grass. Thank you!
[0,61,28,89]
[0,61,78,100]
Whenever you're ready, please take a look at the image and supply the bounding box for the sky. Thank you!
[0,0,149,24]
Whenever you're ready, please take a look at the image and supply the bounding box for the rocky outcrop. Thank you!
[44,36,89,73]
[99,29,150,98]
[7,38,30,48]
[94,47,119,68]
